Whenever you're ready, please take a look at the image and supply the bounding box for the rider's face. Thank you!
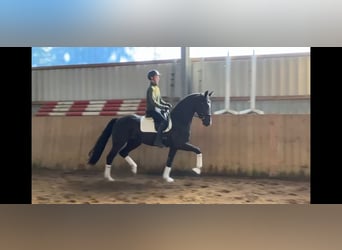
[152,75,160,84]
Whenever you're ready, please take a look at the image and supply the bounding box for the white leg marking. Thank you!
[192,153,202,175]
[125,156,137,174]
[104,164,114,181]
[162,166,174,182]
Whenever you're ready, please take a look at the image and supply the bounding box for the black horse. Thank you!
[88,90,213,182]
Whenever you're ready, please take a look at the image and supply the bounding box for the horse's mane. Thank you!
[182,93,202,99]
[169,93,203,120]
[173,93,202,108]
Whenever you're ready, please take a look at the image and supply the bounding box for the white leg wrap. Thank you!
[104,164,114,181]
[192,153,202,175]
[124,156,137,174]
[163,166,174,182]
[196,153,203,168]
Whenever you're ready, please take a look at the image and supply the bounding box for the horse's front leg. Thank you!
[162,147,177,182]
[177,142,203,175]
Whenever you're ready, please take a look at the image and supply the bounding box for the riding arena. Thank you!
[32,51,310,204]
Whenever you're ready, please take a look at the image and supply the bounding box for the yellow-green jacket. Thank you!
[146,82,169,112]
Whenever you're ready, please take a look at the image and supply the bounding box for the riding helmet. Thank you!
[147,69,161,80]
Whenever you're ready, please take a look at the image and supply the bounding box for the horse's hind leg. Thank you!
[119,138,142,174]
[104,139,127,182]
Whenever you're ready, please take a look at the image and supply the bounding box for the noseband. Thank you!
[196,112,210,121]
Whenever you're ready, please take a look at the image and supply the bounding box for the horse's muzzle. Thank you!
[201,115,212,126]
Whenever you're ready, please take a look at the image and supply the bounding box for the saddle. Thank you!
[140,116,172,133]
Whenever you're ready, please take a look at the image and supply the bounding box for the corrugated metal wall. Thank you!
[32,61,182,101]
[32,53,310,101]
[191,53,310,97]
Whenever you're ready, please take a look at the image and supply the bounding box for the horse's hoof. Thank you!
[192,168,201,175]
[163,177,174,183]
[131,166,137,174]
[105,176,115,182]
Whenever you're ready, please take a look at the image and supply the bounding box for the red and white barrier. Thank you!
[35,99,146,116]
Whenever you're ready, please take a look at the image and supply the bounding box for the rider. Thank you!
[145,69,172,148]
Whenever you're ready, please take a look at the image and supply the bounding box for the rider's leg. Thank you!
[149,110,167,148]
[154,119,167,147]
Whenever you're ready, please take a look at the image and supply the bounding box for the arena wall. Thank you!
[32,53,310,114]
[32,114,310,179]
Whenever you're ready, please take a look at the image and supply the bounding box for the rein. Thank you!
[195,112,210,121]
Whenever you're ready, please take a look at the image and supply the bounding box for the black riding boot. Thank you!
[154,122,166,148]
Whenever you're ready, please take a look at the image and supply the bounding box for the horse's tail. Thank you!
[88,118,117,165]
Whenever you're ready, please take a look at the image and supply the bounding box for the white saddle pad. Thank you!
[140,116,172,133]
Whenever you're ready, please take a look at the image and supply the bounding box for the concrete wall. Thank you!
[32,114,310,179]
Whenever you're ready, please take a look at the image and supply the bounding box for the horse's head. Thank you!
[195,90,213,127]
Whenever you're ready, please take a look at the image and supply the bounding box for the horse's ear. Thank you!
[204,90,209,97]
[209,91,214,97]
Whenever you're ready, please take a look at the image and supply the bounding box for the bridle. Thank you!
[195,112,211,121]
[195,97,211,121]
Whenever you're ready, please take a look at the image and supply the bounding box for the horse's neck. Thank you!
[171,97,195,128]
